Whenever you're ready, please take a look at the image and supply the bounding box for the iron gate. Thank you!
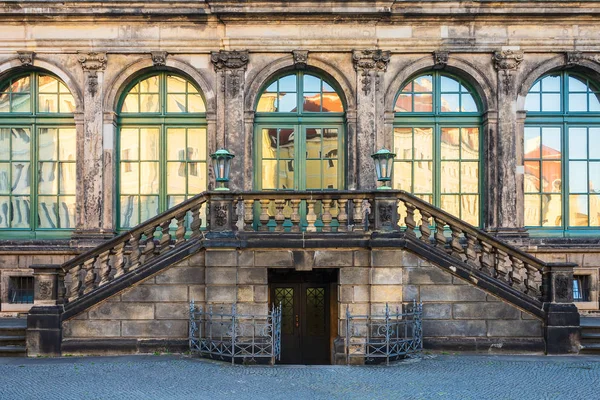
[189,301,282,365]
[346,301,423,365]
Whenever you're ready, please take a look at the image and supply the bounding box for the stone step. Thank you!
[580,318,600,328]
[0,345,26,357]
[0,335,26,346]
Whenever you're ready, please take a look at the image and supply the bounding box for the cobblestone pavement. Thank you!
[1,354,599,399]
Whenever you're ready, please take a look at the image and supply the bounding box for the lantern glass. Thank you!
[210,149,235,190]
[371,148,396,190]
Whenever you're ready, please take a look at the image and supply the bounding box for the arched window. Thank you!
[117,72,207,230]
[254,71,345,190]
[524,71,600,232]
[0,72,76,237]
[393,72,482,226]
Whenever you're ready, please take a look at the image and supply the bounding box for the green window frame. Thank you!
[0,72,76,238]
[524,71,600,236]
[393,72,483,227]
[254,71,346,191]
[117,72,207,231]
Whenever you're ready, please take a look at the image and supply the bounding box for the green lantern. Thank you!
[210,148,235,191]
[371,148,396,190]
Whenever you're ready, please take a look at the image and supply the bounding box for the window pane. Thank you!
[461,128,479,159]
[122,94,139,113]
[414,75,433,92]
[441,161,460,193]
[120,129,139,160]
[524,127,541,157]
[0,163,9,194]
[590,93,600,112]
[303,93,320,112]
[441,194,460,217]
[590,128,600,158]
[524,161,541,192]
[38,128,58,160]
[413,94,432,112]
[569,161,588,193]
[0,93,9,112]
[38,76,58,93]
[279,160,295,190]
[12,94,31,112]
[257,93,277,112]
[59,94,76,113]
[305,160,322,189]
[569,194,589,226]
[167,75,186,93]
[38,162,58,194]
[440,94,459,112]
[461,94,477,112]
[59,129,76,161]
[188,94,205,112]
[120,163,139,194]
[11,196,30,228]
[591,195,600,226]
[542,75,560,91]
[167,128,186,160]
[393,162,412,191]
[38,196,57,228]
[140,128,159,159]
[140,196,159,222]
[569,93,587,112]
[261,160,277,189]
[414,128,433,159]
[461,162,479,193]
[413,161,433,193]
[441,76,459,92]
[140,76,159,93]
[525,194,541,226]
[280,75,297,92]
[59,163,76,194]
[12,128,30,160]
[303,75,320,92]
[38,94,58,113]
[188,129,206,160]
[395,93,412,112]
[58,196,76,228]
[590,162,600,193]
[279,92,297,112]
[167,162,186,194]
[167,94,186,113]
[12,77,30,93]
[541,194,562,227]
[322,93,343,112]
[568,76,587,92]
[140,94,159,113]
[323,82,335,93]
[188,163,207,194]
[541,93,560,112]
[12,162,29,195]
[542,161,561,193]
[120,196,138,228]
[461,194,479,226]
[525,93,540,112]
[441,128,460,160]
[0,196,9,227]
[140,162,159,194]
[569,128,588,159]
[542,127,561,159]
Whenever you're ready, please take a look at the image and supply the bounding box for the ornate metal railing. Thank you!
[346,301,423,365]
[189,302,282,365]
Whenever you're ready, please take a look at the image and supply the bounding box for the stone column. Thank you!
[27,264,63,356]
[211,50,249,191]
[490,49,527,239]
[352,50,390,190]
[543,262,580,354]
[73,52,113,246]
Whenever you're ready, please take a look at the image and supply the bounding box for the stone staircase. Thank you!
[0,318,27,357]
[580,317,600,354]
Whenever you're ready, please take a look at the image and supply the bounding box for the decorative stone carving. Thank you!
[214,205,228,227]
[554,274,573,303]
[211,50,249,71]
[292,50,309,70]
[352,49,390,95]
[151,51,168,67]
[77,51,107,96]
[492,50,524,95]
[565,51,583,66]
[17,51,34,66]
[38,280,52,300]
[433,51,448,69]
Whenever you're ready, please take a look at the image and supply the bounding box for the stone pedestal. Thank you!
[27,264,63,356]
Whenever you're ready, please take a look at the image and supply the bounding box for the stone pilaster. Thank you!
[352,50,390,190]
[73,52,112,245]
[491,49,527,237]
[211,50,249,191]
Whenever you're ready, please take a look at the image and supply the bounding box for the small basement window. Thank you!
[8,276,34,304]
[573,275,591,302]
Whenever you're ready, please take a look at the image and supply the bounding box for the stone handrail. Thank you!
[59,193,209,306]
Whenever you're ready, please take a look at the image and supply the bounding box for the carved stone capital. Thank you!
[433,51,449,69]
[77,52,107,97]
[292,50,309,70]
[151,51,168,67]
[211,50,249,71]
[352,49,390,72]
[17,51,34,66]
[565,51,583,66]
[492,50,524,71]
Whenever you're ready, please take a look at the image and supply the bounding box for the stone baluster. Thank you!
[306,199,317,232]
[274,199,286,232]
[190,204,202,239]
[480,241,495,275]
[337,199,348,232]
[352,198,364,232]
[141,226,157,264]
[57,269,67,304]
[433,217,447,250]
[290,199,301,232]
[113,242,127,278]
[449,225,465,260]
[66,264,82,303]
[243,199,255,231]
[419,210,432,243]
[321,199,332,232]
[231,198,240,231]
[159,220,172,254]
[510,256,527,292]
[495,249,511,283]
[174,213,187,244]
[97,250,112,287]
[525,264,542,297]
[259,199,271,231]
[82,257,97,295]
[464,233,480,268]
[404,202,417,237]
[128,232,142,272]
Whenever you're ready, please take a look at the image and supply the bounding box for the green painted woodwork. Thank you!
[524,71,600,234]
[0,72,76,238]
[393,72,482,227]
[117,72,207,230]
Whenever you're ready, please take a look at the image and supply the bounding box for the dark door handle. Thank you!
[295,314,299,328]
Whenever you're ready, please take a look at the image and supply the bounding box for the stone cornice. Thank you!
[211,50,249,71]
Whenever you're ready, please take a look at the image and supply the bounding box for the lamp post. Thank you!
[210,148,235,191]
[371,148,396,190]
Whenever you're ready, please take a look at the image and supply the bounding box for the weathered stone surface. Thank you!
[402,285,419,302]
[238,251,254,268]
[155,303,190,320]
[370,285,402,303]
[189,285,206,302]
[353,251,370,267]
[206,286,236,303]
[404,266,452,285]
[339,268,369,285]
[122,320,188,338]
[314,251,353,267]
[339,303,369,317]
[420,285,487,302]
[237,285,254,302]
[187,252,206,267]
[353,285,370,302]
[238,268,268,284]
[371,250,404,267]
[63,320,120,338]
[155,266,205,284]
[487,320,543,337]
[254,251,293,267]
[254,285,268,303]
[452,276,468,285]
[422,320,487,337]
[423,303,452,320]
[121,285,189,302]
[453,302,520,320]
[339,285,354,302]
[205,268,236,285]
[205,251,237,267]
[371,268,402,285]
[236,303,269,315]
[89,303,154,320]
